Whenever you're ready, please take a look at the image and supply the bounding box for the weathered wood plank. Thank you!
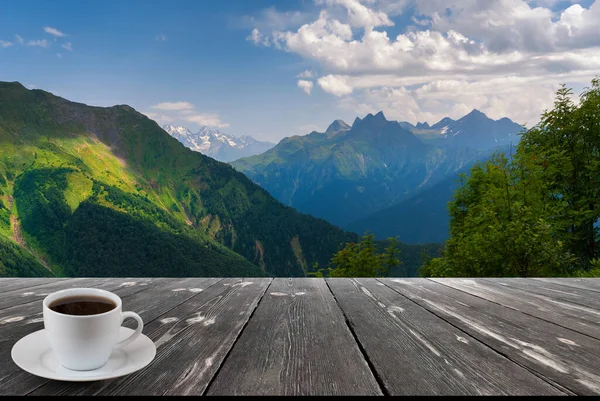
[0,278,67,294]
[327,278,565,395]
[531,278,600,294]
[2,278,220,396]
[207,278,383,396]
[429,278,600,340]
[0,277,155,310]
[381,278,600,395]
[479,278,600,310]
[31,278,271,396]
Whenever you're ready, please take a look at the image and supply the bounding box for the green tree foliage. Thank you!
[64,201,262,277]
[314,233,402,277]
[519,80,600,268]
[423,78,600,277]
[0,236,51,277]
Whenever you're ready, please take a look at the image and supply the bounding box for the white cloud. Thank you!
[297,70,315,78]
[338,78,563,126]
[143,112,174,124]
[44,26,66,37]
[240,7,312,31]
[27,39,48,48]
[297,80,314,95]
[56,53,62,58]
[247,28,270,47]
[151,101,195,111]
[319,0,394,28]
[156,34,166,42]
[183,113,229,128]
[62,42,72,51]
[248,0,600,126]
[15,34,24,44]
[148,102,228,128]
[318,75,353,96]
[0,40,12,48]
[413,0,600,53]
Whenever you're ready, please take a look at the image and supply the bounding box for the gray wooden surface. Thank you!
[429,278,600,340]
[1,278,600,395]
[383,278,600,395]
[327,278,564,395]
[207,278,382,396]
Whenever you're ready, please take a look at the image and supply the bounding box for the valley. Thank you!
[232,110,523,243]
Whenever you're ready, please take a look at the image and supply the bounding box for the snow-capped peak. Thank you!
[162,124,275,162]
[163,125,193,136]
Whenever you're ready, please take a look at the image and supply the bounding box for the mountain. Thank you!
[163,124,274,162]
[0,81,356,277]
[412,110,524,150]
[325,119,351,134]
[232,112,484,228]
[348,145,513,244]
[347,172,463,244]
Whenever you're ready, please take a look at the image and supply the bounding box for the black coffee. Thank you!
[49,296,116,316]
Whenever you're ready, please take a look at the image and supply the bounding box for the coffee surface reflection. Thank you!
[49,296,117,316]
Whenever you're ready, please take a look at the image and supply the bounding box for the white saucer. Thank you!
[11,327,156,382]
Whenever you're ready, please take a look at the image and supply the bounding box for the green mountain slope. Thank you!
[232,112,483,228]
[348,174,462,244]
[0,235,50,277]
[0,81,355,277]
[347,146,514,244]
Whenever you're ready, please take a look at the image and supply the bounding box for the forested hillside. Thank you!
[423,79,600,278]
[0,82,355,277]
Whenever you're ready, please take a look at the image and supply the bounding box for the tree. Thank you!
[422,78,600,277]
[421,153,574,277]
[320,233,401,277]
[519,80,600,268]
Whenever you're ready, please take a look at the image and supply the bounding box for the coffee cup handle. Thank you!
[116,311,144,348]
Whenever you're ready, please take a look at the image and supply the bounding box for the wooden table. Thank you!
[1,277,600,395]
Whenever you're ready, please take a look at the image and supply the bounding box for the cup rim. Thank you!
[43,287,122,319]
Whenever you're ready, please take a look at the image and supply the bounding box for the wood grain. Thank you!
[531,278,600,294]
[479,277,600,310]
[0,278,67,294]
[381,278,600,395]
[429,278,600,340]
[327,278,565,395]
[207,278,383,396]
[2,278,600,396]
[31,278,271,396]
[2,278,219,396]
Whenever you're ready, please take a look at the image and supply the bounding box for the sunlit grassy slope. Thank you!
[0,81,355,277]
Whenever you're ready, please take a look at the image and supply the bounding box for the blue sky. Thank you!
[1,0,599,142]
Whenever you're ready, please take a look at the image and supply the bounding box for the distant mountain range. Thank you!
[232,110,523,244]
[163,125,274,162]
[405,109,524,150]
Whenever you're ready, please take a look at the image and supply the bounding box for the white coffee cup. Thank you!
[43,288,144,371]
